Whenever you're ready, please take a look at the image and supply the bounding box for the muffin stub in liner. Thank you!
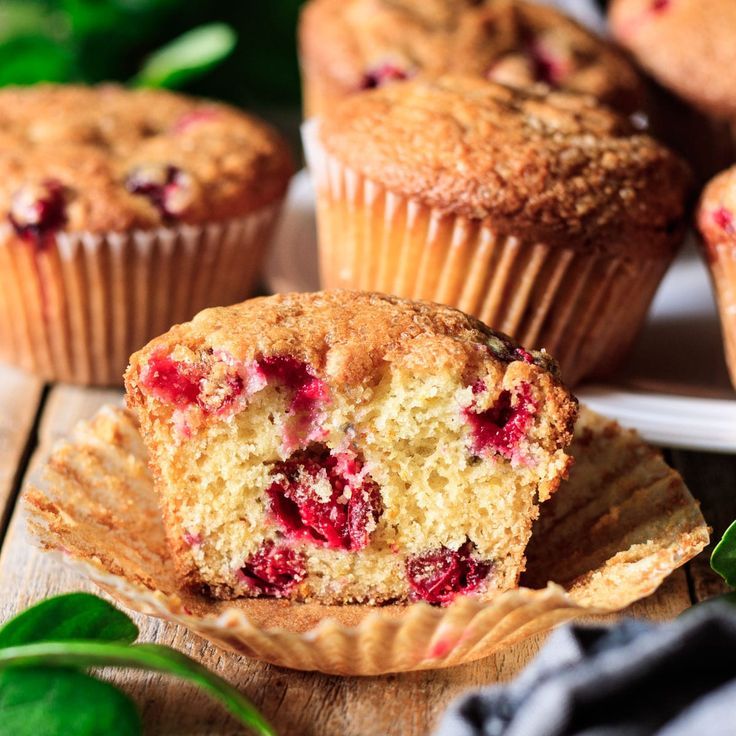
[303,120,675,386]
[26,404,708,676]
[0,204,280,387]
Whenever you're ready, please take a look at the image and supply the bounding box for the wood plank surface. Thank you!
[0,364,43,534]
[0,383,700,735]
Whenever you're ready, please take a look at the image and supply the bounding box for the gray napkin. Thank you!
[435,605,736,736]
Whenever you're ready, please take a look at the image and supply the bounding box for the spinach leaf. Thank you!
[0,668,140,736]
[0,593,138,648]
[711,519,736,587]
[132,22,237,89]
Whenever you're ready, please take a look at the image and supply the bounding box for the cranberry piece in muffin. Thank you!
[299,0,647,118]
[125,164,195,220]
[125,291,577,604]
[8,179,67,247]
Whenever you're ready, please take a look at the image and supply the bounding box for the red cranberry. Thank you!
[266,444,382,551]
[651,0,670,12]
[171,108,220,134]
[140,354,203,408]
[125,164,194,220]
[464,382,536,460]
[713,207,735,234]
[406,541,492,605]
[515,348,535,364]
[237,541,306,597]
[9,179,67,247]
[361,63,409,90]
[528,41,569,87]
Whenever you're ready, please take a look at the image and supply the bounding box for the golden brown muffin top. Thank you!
[318,76,690,256]
[697,166,736,250]
[610,0,736,119]
[0,84,293,236]
[127,289,566,390]
[300,0,646,114]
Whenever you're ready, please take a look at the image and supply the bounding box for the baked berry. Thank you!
[125,163,195,220]
[171,108,220,134]
[361,63,410,90]
[406,541,492,605]
[267,443,382,551]
[238,541,306,597]
[9,179,67,246]
[464,382,536,460]
[713,207,734,234]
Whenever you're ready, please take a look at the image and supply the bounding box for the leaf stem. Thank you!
[0,642,275,736]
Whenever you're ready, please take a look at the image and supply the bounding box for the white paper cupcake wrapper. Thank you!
[26,404,708,676]
[0,204,281,386]
[304,120,674,385]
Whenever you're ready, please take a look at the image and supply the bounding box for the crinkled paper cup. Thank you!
[26,405,708,676]
[0,204,281,386]
[701,242,736,388]
[303,120,674,386]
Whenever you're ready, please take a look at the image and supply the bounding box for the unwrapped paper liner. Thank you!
[26,405,708,675]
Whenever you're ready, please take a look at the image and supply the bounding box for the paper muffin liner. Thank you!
[26,404,708,676]
[303,121,674,386]
[701,242,736,388]
[0,204,281,387]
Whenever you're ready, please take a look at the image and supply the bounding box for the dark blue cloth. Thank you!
[435,605,736,736]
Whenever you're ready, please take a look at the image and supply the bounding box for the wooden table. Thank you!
[0,362,732,736]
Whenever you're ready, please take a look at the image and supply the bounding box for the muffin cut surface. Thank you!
[125,291,577,604]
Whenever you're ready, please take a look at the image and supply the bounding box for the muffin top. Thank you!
[697,166,736,250]
[300,0,646,114]
[127,289,565,391]
[317,75,690,256]
[0,85,293,237]
[609,0,736,119]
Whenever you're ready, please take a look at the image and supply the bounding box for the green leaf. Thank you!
[131,22,237,89]
[0,593,138,649]
[0,668,140,736]
[0,641,275,736]
[711,519,736,587]
[0,37,74,86]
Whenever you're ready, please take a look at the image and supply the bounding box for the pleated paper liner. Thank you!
[0,204,280,387]
[25,404,708,676]
[303,120,674,386]
[703,242,736,388]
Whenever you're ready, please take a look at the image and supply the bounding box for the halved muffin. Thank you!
[125,291,577,604]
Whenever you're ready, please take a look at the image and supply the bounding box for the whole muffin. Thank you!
[697,166,736,388]
[610,0,736,121]
[306,75,690,386]
[125,290,577,604]
[0,85,293,385]
[299,0,647,118]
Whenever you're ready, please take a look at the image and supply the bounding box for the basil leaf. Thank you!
[711,520,736,587]
[131,22,237,89]
[0,593,138,649]
[0,641,275,736]
[0,668,140,736]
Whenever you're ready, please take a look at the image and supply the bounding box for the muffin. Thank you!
[609,0,736,121]
[299,0,647,118]
[306,75,690,386]
[124,290,577,605]
[0,84,293,386]
[697,166,736,388]
[609,0,736,181]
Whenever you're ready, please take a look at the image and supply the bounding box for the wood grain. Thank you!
[0,385,708,735]
[670,450,736,603]
[0,364,43,534]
